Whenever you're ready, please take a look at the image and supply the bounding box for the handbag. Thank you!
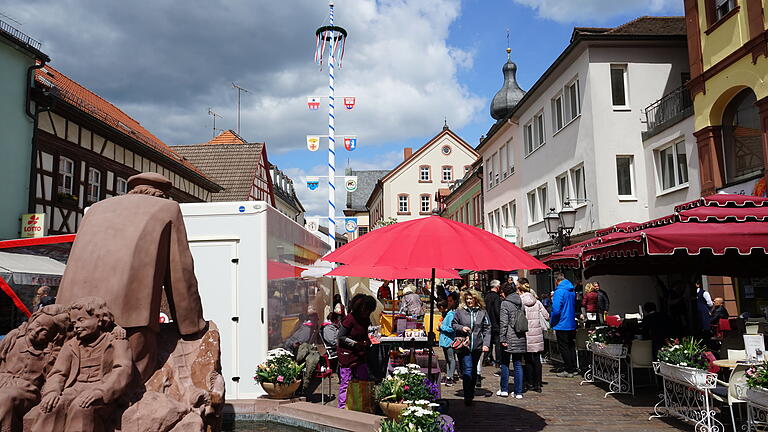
[451,336,470,350]
[539,314,550,331]
[346,379,374,413]
[514,303,528,333]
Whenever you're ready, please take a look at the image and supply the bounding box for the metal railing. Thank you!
[0,19,42,50]
[642,85,693,140]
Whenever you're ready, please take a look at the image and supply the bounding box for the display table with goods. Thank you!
[649,338,723,432]
[734,361,768,431]
[580,327,633,398]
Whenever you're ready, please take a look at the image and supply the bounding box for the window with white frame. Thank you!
[501,204,510,228]
[537,185,548,221]
[487,211,495,233]
[58,157,75,195]
[610,65,629,108]
[616,156,635,198]
[493,209,501,235]
[507,140,515,174]
[570,165,586,202]
[509,200,517,226]
[551,93,564,131]
[116,177,128,195]
[398,195,409,213]
[657,140,689,191]
[419,166,430,182]
[87,168,101,202]
[715,0,736,20]
[527,190,540,225]
[500,145,508,179]
[524,113,545,155]
[491,152,499,185]
[556,173,570,210]
[486,158,493,189]
[442,166,453,182]
[565,78,580,122]
[420,195,431,213]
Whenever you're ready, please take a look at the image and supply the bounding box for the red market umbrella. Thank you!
[267,260,306,280]
[323,215,547,376]
[325,264,460,279]
[324,215,548,271]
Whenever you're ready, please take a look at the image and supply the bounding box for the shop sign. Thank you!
[501,226,518,244]
[344,176,358,192]
[344,218,358,233]
[21,213,45,238]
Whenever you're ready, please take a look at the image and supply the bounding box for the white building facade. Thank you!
[479,17,698,313]
[367,127,478,227]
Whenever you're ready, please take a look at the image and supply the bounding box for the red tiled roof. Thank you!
[206,130,247,145]
[34,64,212,181]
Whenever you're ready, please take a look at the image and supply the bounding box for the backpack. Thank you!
[514,301,528,333]
[597,289,610,312]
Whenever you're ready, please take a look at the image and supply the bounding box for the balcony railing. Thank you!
[0,19,42,51]
[642,85,693,140]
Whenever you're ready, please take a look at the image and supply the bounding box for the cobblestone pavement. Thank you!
[439,365,689,432]
[307,358,715,432]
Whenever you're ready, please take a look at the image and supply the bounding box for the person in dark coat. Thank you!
[483,280,502,367]
[452,290,491,406]
[710,297,729,327]
[498,283,527,398]
[640,302,672,358]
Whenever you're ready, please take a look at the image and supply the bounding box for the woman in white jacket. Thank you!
[518,278,549,393]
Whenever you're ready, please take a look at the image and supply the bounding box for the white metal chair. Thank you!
[710,350,749,432]
[624,313,642,320]
[629,339,654,391]
[728,349,746,361]
[746,323,760,334]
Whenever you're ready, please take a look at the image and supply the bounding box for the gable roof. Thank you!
[345,169,389,213]
[172,143,267,202]
[205,129,248,145]
[380,127,478,184]
[477,16,686,153]
[34,64,219,190]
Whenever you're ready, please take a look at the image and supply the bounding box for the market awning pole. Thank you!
[427,267,436,382]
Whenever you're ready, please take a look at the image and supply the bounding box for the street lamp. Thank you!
[545,201,577,249]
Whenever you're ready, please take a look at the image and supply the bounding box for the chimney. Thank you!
[403,147,413,161]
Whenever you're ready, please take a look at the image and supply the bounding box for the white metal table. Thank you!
[581,343,633,398]
[650,362,724,432]
[736,384,768,432]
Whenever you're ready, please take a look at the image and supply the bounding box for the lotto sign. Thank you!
[344,218,358,233]
[21,213,44,238]
[344,136,357,151]
[306,176,320,191]
[307,97,320,110]
[306,135,320,151]
[344,176,358,192]
[306,217,320,233]
[343,97,355,110]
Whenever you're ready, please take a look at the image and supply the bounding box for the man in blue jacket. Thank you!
[550,271,577,377]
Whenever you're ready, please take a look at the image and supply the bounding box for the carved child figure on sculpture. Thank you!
[0,304,69,432]
[33,297,132,432]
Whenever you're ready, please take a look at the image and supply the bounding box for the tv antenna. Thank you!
[232,82,250,135]
[207,108,223,139]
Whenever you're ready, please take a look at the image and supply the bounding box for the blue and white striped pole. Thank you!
[327,1,337,250]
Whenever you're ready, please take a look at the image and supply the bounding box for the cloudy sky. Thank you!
[5,0,683,216]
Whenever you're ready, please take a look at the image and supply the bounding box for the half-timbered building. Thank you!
[31,64,222,235]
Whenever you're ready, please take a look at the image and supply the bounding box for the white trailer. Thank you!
[180,201,331,399]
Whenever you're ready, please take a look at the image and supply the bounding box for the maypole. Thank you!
[315,1,347,251]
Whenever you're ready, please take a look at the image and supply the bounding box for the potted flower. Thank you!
[656,338,711,388]
[744,362,768,407]
[375,364,438,420]
[586,326,625,357]
[379,403,454,432]
[254,348,304,399]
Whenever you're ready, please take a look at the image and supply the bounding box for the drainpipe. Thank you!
[25,58,50,215]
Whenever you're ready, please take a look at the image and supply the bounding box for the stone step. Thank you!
[276,401,383,432]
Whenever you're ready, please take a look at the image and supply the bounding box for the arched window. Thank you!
[722,88,763,184]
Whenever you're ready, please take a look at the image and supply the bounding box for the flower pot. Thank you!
[379,402,409,420]
[657,362,711,388]
[261,380,301,399]
[588,342,625,357]
[746,387,768,408]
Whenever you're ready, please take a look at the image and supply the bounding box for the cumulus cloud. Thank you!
[7,0,483,151]
[511,0,683,23]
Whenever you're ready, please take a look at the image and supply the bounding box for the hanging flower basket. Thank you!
[656,362,712,388]
[588,342,625,357]
[261,380,301,399]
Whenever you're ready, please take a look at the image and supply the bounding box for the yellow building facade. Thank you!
[685,0,768,196]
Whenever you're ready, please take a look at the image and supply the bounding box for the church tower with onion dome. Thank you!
[490,47,526,120]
